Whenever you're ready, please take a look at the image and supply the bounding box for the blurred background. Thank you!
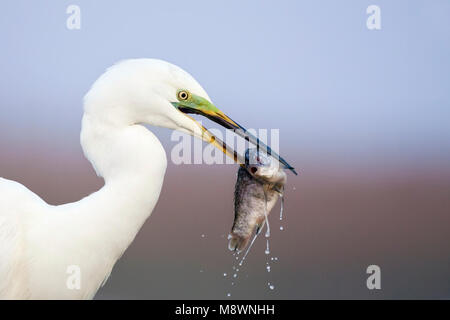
[1,0,450,299]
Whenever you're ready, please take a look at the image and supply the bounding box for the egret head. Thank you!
[84,59,295,173]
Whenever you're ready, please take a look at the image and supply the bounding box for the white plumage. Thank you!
[0,59,214,299]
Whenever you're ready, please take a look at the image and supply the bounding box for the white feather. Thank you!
[0,59,210,299]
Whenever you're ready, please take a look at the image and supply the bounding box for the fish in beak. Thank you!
[172,89,297,175]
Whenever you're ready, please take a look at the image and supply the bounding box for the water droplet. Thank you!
[223,273,227,277]
[227,293,231,297]
[201,234,205,238]
[280,226,284,231]
[265,239,270,255]
[233,273,237,278]
[269,284,275,290]
[227,234,232,240]
[266,265,271,272]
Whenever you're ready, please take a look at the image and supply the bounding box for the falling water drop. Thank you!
[280,226,284,231]
[279,193,284,221]
[227,293,231,297]
[263,191,270,238]
[223,273,227,277]
[265,239,270,255]
[266,264,271,272]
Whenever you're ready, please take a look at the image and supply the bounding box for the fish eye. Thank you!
[177,90,190,101]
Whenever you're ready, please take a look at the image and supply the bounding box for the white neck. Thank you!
[77,112,167,276]
[24,110,168,299]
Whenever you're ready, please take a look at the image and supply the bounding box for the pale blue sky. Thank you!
[0,0,449,165]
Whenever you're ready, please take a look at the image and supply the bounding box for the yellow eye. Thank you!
[177,90,189,101]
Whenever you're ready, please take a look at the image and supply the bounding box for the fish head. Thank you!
[244,148,286,184]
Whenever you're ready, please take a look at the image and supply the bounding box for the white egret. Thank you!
[0,59,295,299]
